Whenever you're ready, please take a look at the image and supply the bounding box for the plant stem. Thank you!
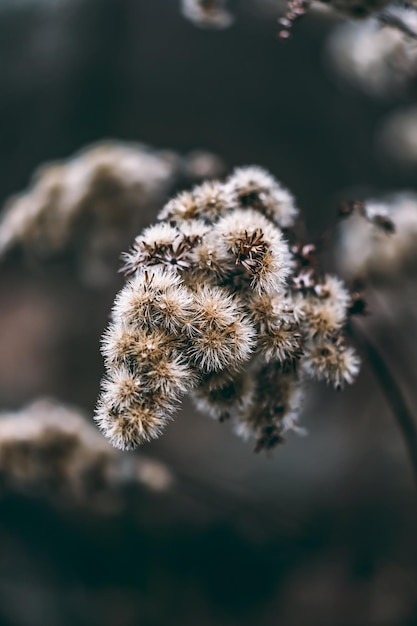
[351,319,417,491]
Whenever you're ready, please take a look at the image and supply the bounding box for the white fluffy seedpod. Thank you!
[191,180,236,222]
[176,219,211,240]
[302,339,361,389]
[158,190,200,222]
[225,166,298,228]
[245,291,303,329]
[121,223,181,274]
[213,209,291,293]
[233,361,304,451]
[181,0,234,29]
[100,367,144,411]
[256,322,303,363]
[96,338,197,449]
[141,354,197,398]
[186,284,256,372]
[101,323,180,370]
[187,234,226,285]
[300,275,351,338]
[245,292,303,362]
[191,370,256,422]
[112,267,194,334]
[94,399,171,451]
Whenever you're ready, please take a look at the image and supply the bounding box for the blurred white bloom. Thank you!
[181,0,234,29]
[0,141,225,287]
[337,194,417,281]
[326,17,417,98]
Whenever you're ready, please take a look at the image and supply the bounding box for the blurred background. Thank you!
[1,1,417,624]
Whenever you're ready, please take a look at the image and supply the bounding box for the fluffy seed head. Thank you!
[192,370,256,422]
[225,166,298,228]
[302,339,361,389]
[191,180,236,221]
[257,323,303,364]
[158,190,199,222]
[186,285,256,371]
[300,275,350,338]
[234,361,304,452]
[213,209,291,293]
[112,267,193,333]
[121,223,180,274]
[94,400,171,451]
[100,367,144,411]
[142,355,198,398]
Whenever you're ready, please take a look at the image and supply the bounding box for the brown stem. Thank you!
[378,10,417,40]
[277,0,311,40]
[351,319,417,491]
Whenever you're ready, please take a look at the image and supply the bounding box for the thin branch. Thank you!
[351,319,417,491]
[378,10,417,39]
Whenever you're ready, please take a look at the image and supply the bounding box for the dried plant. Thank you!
[337,194,417,283]
[95,166,360,453]
[279,1,417,39]
[0,399,173,513]
[0,141,224,286]
[180,0,417,41]
[181,0,234,28]
[326,15,417,99]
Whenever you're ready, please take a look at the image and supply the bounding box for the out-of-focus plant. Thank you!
[326,14,417,99]
[0,398,173,513]
[180,0,417,42]
[0,141,225,287]
[337,195,417,283]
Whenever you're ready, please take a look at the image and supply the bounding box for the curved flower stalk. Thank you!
[96,166,360,453]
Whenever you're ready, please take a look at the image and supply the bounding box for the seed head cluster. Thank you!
[0,399,173,512]
[0,141,224,286]
[96,166,360,453]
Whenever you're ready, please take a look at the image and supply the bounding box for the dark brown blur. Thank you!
[1,1,417,625]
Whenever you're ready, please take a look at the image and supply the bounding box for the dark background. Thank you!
[0,1,417,625]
